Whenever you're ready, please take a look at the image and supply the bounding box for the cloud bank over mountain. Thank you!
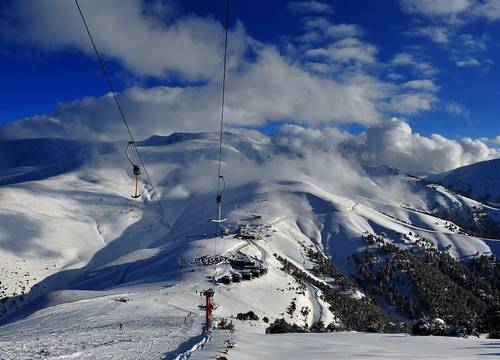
[274,121,499,174]
[0,0,498,175]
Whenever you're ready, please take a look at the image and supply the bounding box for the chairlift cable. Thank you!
[217,0,230,190]
[74,0,183,261]
[214,0,231,283]
[125,141,136,167]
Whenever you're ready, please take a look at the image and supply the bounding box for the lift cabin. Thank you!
[126,141,141,198]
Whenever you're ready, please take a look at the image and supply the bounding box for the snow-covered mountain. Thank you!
[429,158,500,205]
[0,132,499,358]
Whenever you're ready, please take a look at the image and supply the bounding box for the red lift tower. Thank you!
[203,289,215,332]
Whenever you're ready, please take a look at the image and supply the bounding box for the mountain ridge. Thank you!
[429,157,500,204]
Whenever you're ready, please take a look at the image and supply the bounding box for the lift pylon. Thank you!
[203,288,215,332]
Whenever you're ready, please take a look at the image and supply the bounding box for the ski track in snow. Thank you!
[306,284,335,326]
[0,286,206,360]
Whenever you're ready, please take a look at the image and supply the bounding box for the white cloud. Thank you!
[295,19,429,116]
[0,47,405,140]
[1,0,496,185]
[474,0,500,20]
[0,49,441,141]
[400,3,494,69]
[401,0,500,22]
[286,1,334,14]
[226,48,394,125]
[273,119,500,174]
[302,18,364,39]
[5,110,497,178]
[323,23,364,38]
[387,72,405,81]
[390,53,417,66]
[274,124,351,153]
[383,93,437,114]
[306,38,378,64]
[390,52,437,77]
[305,61,336,73]
[456,58,481,67]
[1,0,249,82]
[446,101,470,117]
[410,26,451,44]
[401,79,439,92]
[458,33,487,51]
[0,0,444,149]
[400,0,472,18]
[381,80,439,115]
[480,135,500,147]
[364,120,500,173]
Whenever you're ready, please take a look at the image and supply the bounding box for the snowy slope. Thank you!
[224,324,500,360]
[0,132,499,359]
[429,157,500,204]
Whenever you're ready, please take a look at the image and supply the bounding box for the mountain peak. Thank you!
[430,157,500,203]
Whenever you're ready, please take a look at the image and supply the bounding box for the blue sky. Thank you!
[0,0,499,157]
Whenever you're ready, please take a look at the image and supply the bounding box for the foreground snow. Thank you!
[227,327,500,359]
